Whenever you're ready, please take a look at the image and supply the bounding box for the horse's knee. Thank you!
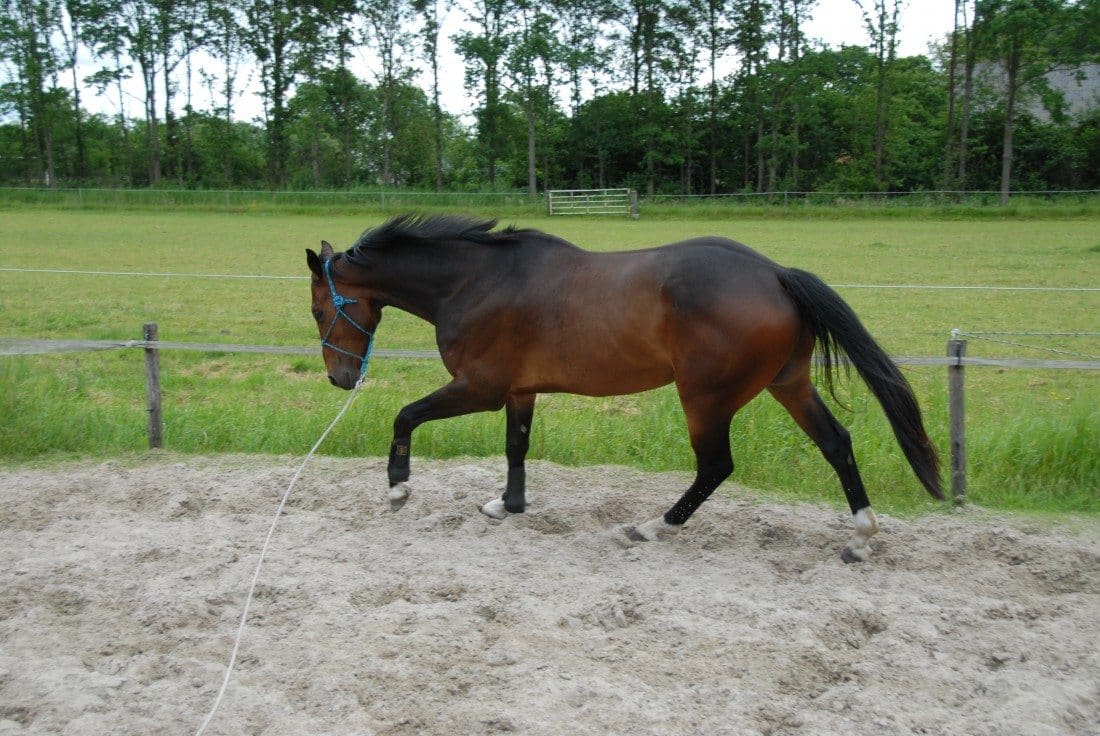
[393,406,417,438]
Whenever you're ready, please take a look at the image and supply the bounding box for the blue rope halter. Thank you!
[321,257,375,379]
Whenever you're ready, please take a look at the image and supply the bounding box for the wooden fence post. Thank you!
[947,336,967,503]
[144,322,163,449]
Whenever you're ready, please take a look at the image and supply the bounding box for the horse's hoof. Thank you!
[840,545,868,564]
[481,498,508,520]
[625,517,681,543]
[388,482,410,512]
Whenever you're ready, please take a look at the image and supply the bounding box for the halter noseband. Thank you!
[321,257,375,379]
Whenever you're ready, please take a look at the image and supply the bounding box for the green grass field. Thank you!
[1,208,1097,515]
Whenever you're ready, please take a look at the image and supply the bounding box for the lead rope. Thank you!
[194,373,367,736]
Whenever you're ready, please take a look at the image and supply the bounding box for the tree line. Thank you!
[2,0,1097,201]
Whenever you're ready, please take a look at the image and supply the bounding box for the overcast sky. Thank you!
[77,0,957,123]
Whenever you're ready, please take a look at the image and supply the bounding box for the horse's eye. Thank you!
[312,308,324,322]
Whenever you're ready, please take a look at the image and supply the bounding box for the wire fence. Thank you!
[955,330,1100,361]
[0,187,540,211]
[0,337,436,360]
[4,266,1097,293]
[2,186,1098,212]
[4,327,1099,504]
[644,189,1100,207]
[3,336,1099,369]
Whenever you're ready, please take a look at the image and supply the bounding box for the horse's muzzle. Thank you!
[328,370,357,391]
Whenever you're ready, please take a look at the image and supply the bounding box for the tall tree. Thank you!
[1,0,61,186]
[667,0,702,193]
[413,0,450,190]
[454,0,515,186]
[57,0,87,179]
[763,0,811,193]
[242,0,317,186]
[699,0,733,193]
[362,0,414,187]
[505,1,561,197]
[853,0,901,189]
[610,0,677,195]
[83,0,167,184]
[83,42,134,183]
[731,0,771,191]
[201,0,247,183]
[551,0,604,115]
[975,0,1088,203]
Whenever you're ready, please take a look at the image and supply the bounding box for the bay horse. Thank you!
[306,214,942,562]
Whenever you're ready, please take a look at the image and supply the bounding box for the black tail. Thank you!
[778,268,943,500]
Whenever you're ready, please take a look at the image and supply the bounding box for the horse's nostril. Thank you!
[329,375,338,386]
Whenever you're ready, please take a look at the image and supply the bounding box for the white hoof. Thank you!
[842,507,879,563]
[626,516,682,542]
[388,482,410,511]
[481,498,508,520]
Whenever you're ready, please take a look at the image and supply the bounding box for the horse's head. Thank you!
[306,240,379,390]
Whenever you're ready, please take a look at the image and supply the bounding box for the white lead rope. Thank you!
[195,377,365,735]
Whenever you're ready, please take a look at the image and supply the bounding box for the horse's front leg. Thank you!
[481,393,536,520]
[387,378,504,510]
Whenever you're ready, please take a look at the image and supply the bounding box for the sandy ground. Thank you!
[0,453,1097,736]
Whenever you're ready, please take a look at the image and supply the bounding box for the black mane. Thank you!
[349,214,528,256]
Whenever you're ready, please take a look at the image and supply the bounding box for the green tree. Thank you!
[731,0,771,191]
[362,0,414,186]
[82,0,170,184]
[698,0,734,193]
[454,0,515,187]
[242,0,318,186]
[412,0,451,190]
[199,0,248,184]
[853,0,902,189]
[975,0,1096,203]
[504,2,562,196]
[1,0,62,185]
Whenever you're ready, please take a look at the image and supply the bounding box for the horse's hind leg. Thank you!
[627,388,739,542]
[481,394,535,519]
[768,379,879,563]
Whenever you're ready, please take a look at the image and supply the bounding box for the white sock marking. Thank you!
[481,498,508,520]
[388,482,410,503]
[633,516,682,542]
[845,506,879,560]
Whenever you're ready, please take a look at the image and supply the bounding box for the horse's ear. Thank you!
[306,248,323,278]
[320,240,335,259]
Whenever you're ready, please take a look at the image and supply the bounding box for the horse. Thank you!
[306,214,942,562]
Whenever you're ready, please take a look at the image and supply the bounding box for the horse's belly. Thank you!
[513,352,674,397]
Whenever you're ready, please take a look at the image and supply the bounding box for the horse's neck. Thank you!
[371,248,480,325]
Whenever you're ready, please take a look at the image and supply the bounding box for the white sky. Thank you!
[76,0,957,124]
